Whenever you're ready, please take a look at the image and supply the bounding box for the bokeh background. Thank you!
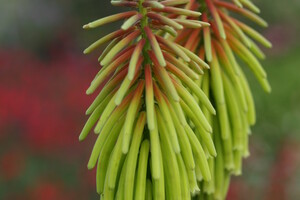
[0,0,299,199]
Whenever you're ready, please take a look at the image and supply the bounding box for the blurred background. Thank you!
[0,0,299,199]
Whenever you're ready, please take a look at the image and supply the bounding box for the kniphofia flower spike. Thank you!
[80,0,219,199]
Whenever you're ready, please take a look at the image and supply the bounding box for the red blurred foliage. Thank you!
[0,48,99,199]
[0,49,98,150]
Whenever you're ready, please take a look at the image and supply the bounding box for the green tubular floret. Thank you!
[149,111,162,180]
[210,50,231,140]
[213,40,248,112]
[153,83,181,153]
[203,23,212,62]
[248,38,266,59]
[166,61,216,115]
[212,119,225,200]
[79,88,116,141]
[168,102,195,171]
[134,139,150,200]
[222,73,244,150]
[145,64,156,131]
[185,124,211,181]
[173,79,212,133]
[200,71,212,122]
[180,100,216,157]
[124,112,146,200]
[187,167,200,195]
[238,68,256,125]
[203,158,215,194]
[177,154,191,199]
[96,116,125,194]
[122,81,145,154]
[85,66,127,115]
[115,157,128,199]
[93,92,118,133]
[151,145,165,200]
[83,11,138,29]
[98,38,120,62]
[156,108,182,199]
[151,56,180,102]
[102,123,127,199]
[240,0,260,13]
[88,91,134,169]
[146,179,153,200]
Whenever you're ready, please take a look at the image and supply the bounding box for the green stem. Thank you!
[138,0,151,65]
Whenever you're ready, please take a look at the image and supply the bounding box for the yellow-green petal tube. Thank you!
[213,39,247,111]
[180,100,216,157]
[173,19,202,28]
[163,51,199,80]
[85,66,127,115]
[172,79,212,133]
[115,58,143,105]
[232,0,243,7]
[211,49,230,139]
[98,37,120,62]
[142,1,165,9]
[151,54,180,102]
[153,6,201,17]
[176,154,191,199]
[168,103,195,170]
[128,39,145,80]
[177,44,210,69]
[115,157,128,199]
[203,14,212,62]
[206,0,226,39]
[213,119,225,200]
[87,92,134,169]
[86,47,134,95]
[166,61,215,115]
[145,179,153,200]
[145,64,155,131]
[153,83,180,153]
[106,125,126,190]
[144,26,166,67]
[215,1,267,27]
[159,25,177,37]
[239,69,256,125]
[152,147,165,200]
[160,0,189,6]
[134,140,150,200]
[234,19,272,48]
[121,14,142,30]
[84,28,133,54]
[83,11,137,29]
[156,108,181,199]
[96,116,125,194]
[124,112,146,200]
[240,0,260,13]
[122,81,145,154]
[149,111,162,180]
[219,11,252,47]
[101,30,141,66]
[156,35,190,62]
[147,12,183,30]
[185,124,212,181]
[79,88,116,141]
